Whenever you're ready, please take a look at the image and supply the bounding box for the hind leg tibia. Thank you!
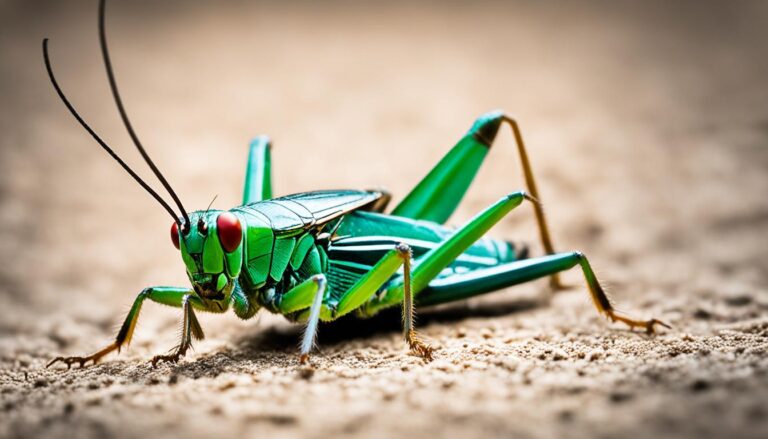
[416,252,669,334]
[365,191,535,315]
[391,111,562,287]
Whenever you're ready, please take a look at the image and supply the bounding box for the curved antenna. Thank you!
[42,38,181,225]
[204,195,219,215]
[98,0,191,228]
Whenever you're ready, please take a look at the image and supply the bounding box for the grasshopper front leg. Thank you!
[48,287,194,369]
[150,293,208,367]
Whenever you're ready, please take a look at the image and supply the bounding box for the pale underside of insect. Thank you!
[45,0,668,370]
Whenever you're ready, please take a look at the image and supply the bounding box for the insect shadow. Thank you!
[231,292,544,359]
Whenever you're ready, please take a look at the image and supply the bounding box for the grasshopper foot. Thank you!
[47,355,97,370]
[47,343,119,370]
[151,351,185,368]
[407,331,434,361]
[608,312,671,335]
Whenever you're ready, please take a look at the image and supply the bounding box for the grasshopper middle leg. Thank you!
[284,243,432,362]
[336,191,538,358]
[149,293,208,367]
[331,243,433,360]
[366,191,535,315]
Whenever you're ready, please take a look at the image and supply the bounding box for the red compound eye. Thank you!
[217,212,242,253]
[171,222,180,250]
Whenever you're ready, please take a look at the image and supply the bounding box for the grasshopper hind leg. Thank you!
[391,111,563,288]
[366,193,668,338]
[417,252,670,334]
[242,135,272,204]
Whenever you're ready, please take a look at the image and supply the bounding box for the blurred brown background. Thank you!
[1,1,767,438]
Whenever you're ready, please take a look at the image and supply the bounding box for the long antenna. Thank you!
[98,0,190,228]
[42,38,181,224]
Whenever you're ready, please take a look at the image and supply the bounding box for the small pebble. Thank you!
[690,379,710,392]
[587,350,603,362]
[219,381,236,391]
[725,295,752,307]
[609,391,633,403]
[298,367,315,380]
[693,308,712,320]
[558,410,575,423]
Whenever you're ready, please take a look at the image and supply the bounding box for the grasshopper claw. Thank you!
[47,343,118,370]
[410,342,435,361]
[150,352,183,368]
[407,332,435,362]
[47,355,94,370]
[607,311,671,335]
[645,318,672,335]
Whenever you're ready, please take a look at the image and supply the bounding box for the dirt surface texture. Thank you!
[1,1,767,438]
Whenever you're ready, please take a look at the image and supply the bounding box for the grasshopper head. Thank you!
[171,210,244,306]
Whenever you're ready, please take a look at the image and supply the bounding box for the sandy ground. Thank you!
[1,1,767,438]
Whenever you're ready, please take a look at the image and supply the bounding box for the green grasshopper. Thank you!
[46,0,668,369]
